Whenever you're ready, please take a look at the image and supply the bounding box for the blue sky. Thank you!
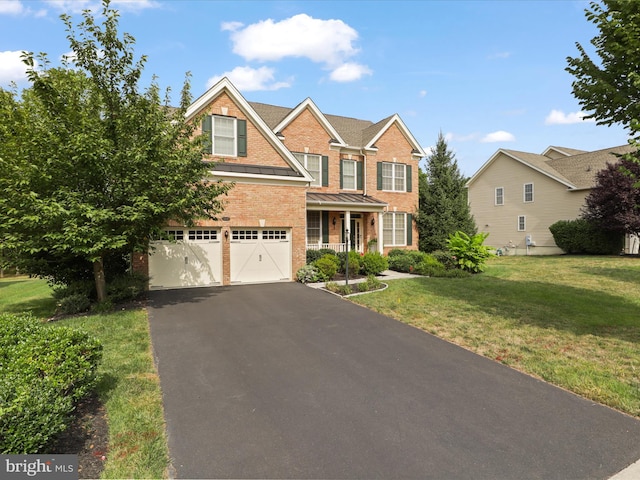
[0,0,630,176]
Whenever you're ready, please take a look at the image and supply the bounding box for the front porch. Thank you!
[305,193,387,254]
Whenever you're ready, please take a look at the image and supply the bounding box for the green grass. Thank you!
[0,276,170,479]
[352,255,640,417]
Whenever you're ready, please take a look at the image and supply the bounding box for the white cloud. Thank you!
[419,90,427,98]
[0,0,23,14]
[0,50,33,85]
[207,66,291,91]
[545,109,595,125]
[481,130,516,143]
[488,51,511,60]
[329,62,372,82]
[225,13,370,82]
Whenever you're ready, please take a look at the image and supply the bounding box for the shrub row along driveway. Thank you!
[148,283,640,479]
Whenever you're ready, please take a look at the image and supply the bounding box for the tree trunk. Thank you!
[93,256,108,303]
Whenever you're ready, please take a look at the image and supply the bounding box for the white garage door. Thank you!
[230,229,291,283]
[149,229,222,290]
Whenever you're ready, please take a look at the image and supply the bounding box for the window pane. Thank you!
[395,213,406,245]
[307,155,321,186]
[524,183,533,202]
[383,214,394,245]
[213,117,235,155]
[307,211,320,244]
[382,163,393,190]
[496,188,504,205]
[343,160,356,189]
[394,164,405,191]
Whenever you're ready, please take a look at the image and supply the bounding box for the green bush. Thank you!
[296,264,320,283]
[387,250,427,273]
[387,248,406,257]
[57,294,91,315]
[361,252,389,276]
[356,275,383,292]
[549,219,623,254]
[336,250,362,274]
[0,313,102,453]
[446,231,494,273]
[107,273,147,303]
[314,254,340,281]
[431,250,458,270]
[306,249,323,264]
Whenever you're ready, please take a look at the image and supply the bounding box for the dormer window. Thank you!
[202,115,247,157]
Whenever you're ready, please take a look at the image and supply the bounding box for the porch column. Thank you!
[378,212,384,254]
[344,210,351,252]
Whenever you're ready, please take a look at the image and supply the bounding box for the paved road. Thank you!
[148,283,640,479]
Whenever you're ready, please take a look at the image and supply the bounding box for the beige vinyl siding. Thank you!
[467,152,585,255]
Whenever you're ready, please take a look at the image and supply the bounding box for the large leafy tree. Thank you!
[0,1,231,301]
[416,133,476,252]
[582,156,640,239]
[566,0,640,133]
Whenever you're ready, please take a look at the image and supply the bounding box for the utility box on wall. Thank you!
[525,235,536,246]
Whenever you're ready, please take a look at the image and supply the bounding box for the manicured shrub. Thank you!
[57,293,91,315]
[361,252,389,276]
[431,250,458,270]
[446,231,494,273]
[549,219,622,254]
[356,274,383,292]
[318,248,337,257]
[296,264,320,283]
[0,313,102,453]
[314,254,340,281]
[387,248,406,257]
[386,250,427,273]
[336,250,362,275]
[306,249,323,264]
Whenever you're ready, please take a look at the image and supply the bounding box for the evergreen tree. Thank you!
[416,133,476,252]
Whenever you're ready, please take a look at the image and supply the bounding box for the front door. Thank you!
[342,218,363,252]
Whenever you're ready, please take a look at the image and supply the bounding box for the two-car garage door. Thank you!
[148,228,291,289]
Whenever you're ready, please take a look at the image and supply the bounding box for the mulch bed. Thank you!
[51,395,109,479]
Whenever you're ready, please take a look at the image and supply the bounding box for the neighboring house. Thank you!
[466,144,640,256]
[136,78,426,289]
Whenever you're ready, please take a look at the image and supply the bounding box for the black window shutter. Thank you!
[406,213,413,246]
[322,212,329,243]
[357,162,363,190]
[237,119,247,157]
[406,165,412,192]
[377,162,383,190]
[322,156,329,187]
[340,160,344,189]
[202,116,212,154]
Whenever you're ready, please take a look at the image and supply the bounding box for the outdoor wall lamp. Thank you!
[224,230,229,239]
[332,217,336,226]
[371,218,375,226]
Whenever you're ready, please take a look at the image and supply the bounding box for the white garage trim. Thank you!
[230,228,291,284]
[149,229,222,290]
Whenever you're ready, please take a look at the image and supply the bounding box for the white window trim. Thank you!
[342,159,357,190]
[383,212,407,247]
[212,115,237,157]
[306,211,321,244]
[382,162,407,192]
[495,187,504,206]
[523,183,534,203]
[295,153,322,187]
[518,215,526,232]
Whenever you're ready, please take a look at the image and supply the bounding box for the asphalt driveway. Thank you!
[148,283,640,479]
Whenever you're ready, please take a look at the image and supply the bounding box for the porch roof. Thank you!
[306,192,388,212]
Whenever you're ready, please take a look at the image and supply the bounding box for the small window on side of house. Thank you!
[518,215,526,231]
[342,159,356,190]
[495,187,504,205]
[524,183,534,203]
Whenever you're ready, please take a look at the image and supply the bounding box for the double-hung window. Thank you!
[202,115,247,157]
[495,187,504,205]
[342,159,356,190]
[295,153,322,187]
[518,215,526,231]
[383,212,407,246]
[524,183,534,203]
[306,211,321,244]
[379,162,410,192]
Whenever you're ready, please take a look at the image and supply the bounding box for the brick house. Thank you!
[142,78,426,289]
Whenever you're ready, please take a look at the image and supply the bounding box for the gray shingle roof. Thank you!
[248,101,387,149]
[503,144,634,189]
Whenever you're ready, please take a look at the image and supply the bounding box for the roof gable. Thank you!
[364,114,427,157]
[273,98,347,147]
[186,78,313,182]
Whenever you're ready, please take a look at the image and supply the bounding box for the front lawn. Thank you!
[0,277,170,479]
[351,255,640,418]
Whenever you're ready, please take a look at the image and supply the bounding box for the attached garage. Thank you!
[230,229,291,284]
[149,229,222,290]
